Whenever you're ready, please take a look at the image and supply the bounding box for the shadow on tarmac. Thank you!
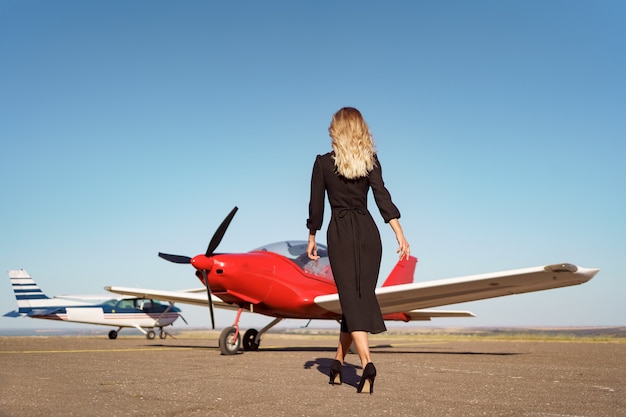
[303,357,363,388]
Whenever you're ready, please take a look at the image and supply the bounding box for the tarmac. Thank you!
[1,331,625,417]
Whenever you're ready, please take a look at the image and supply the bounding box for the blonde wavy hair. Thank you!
[329,107,376,179]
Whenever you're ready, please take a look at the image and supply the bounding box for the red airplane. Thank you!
[106,207,600,355]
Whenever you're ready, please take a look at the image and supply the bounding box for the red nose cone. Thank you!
[191,255,214,271]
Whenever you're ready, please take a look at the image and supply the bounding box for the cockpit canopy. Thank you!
[253,240,333,278]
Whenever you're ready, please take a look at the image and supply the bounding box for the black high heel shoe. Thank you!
[357,362,376,394]
[329,359,343,385]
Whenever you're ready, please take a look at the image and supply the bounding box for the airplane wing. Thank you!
[106,263,598,322]
[314,263,599,316]
[104,286,242,312]
[105,286,473,321]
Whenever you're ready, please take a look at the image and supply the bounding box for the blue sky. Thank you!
[1,1,624,333]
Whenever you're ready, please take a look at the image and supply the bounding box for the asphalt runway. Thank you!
[1,332,624,417]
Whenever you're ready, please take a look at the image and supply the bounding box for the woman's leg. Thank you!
[335,331,352,363]
[351,331,371,368]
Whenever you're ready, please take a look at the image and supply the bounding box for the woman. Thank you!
[306,107,410,394]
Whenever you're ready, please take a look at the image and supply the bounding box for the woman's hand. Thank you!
[396,235,410,261]
[307,234,320,260]
[389,219,410,261]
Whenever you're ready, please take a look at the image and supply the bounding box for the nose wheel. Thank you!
[219,326,241,355]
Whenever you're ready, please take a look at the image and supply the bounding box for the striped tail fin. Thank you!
[8,270,50,310]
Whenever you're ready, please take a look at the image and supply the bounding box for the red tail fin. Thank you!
[382,256,418,287]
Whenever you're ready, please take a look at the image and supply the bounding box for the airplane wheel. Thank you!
[243,329,260,351]
[146,330,156,340]
[219,326,241,355]
[108,330,118,340]
[159,331,167,339]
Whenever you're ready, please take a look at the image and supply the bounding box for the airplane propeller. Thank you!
[158,206,239,329]
[205,206,238,257]
[158,253,192,264]
[201,269,215,329]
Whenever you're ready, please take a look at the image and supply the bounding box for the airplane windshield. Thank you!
[253,240,332,278]
[103,298,165,311]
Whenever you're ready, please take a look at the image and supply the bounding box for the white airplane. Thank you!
[5,269,183,339]
[105,207,600,354]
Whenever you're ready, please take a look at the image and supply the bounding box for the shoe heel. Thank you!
[329,359,343,385]
[357,362,376,394]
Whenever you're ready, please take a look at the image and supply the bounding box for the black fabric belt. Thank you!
[334,207,367,218]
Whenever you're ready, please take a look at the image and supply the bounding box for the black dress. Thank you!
[307,152,401,334]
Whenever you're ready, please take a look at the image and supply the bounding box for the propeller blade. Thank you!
[205,206,238,256]
[202,269,215,329]
[158,252,192,264]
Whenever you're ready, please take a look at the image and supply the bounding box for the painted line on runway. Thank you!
[0,346,209,354]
